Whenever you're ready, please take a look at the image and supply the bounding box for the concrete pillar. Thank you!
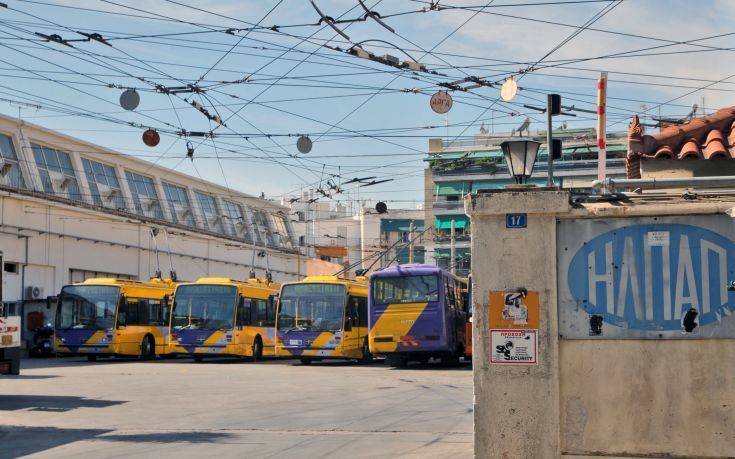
[12,123,43,192]
[115,165,134,212]
[153,177,172,221]
[465,189,570,458]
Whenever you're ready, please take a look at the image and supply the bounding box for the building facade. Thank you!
[0,115,338,341]
[283,198,425,276]
[424,128,628,277]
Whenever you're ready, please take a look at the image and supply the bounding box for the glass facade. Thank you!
[222,200,252,241]
[195,191,224,233]
[32,143,81,200]
[0,133,294,250]
[270,213,293,248]
[125,171,163,219]
[0,134,26,189]
[82,158,125,209]
[163,182,195,226]
[250,207,276,246]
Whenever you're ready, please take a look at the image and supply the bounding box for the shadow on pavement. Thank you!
[0,426,236,457]
[0,374,58,379]
[0,395,126,412]
[0,426,112,458]
[96,431,236,444]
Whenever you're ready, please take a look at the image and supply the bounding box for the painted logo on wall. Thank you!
[567,224,735,331]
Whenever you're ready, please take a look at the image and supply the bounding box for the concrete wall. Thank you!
[0,192,339,304]
[466,189,735,458]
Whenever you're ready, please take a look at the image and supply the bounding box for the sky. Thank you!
[0,0,733,209]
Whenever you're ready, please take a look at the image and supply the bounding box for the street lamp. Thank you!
[500,140,541,184]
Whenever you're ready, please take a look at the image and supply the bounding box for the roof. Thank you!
[371,264,442,277]
[289,276,368,287]
[626,106,735,178]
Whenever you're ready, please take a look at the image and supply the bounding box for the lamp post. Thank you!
[500,140,542,185]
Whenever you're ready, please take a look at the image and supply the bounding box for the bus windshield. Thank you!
[372,275,439,304]
[173,285,237,330]
[278,283,346,332]
[57,285,120,330]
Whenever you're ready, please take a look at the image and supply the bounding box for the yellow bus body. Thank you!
[169,277,280,360]
[54,277,176,359]
[275,276,370,363]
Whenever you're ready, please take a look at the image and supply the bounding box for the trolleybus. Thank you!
[169,277,279,362]
[275,276,371,365]
[369,264,468,367]
[54,277,176,360]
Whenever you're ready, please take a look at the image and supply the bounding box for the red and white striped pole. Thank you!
[597,72,608,180]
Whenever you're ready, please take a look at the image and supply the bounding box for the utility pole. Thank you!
[596,72,608,180]
[408,220,415,264]
[450,219,456,275]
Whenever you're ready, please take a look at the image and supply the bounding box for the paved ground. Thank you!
[0,357,472,458]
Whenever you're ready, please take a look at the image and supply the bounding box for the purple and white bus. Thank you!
[368,264,468,367]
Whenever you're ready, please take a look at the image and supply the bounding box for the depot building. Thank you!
[0,114,337,340]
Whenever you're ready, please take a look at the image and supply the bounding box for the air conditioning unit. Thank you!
[96,183,118,203]
[0,161,12,177]
[138,196,159,215]
[49,170,71,191]
[177,208,192,221]
[25,285,44,300]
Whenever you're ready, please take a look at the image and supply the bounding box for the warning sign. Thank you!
[489,290,539,329]
[490,329,537,365]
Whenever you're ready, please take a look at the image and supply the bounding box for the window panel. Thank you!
[163,182,195,226]
[32,143,80,200]
[195,191,224,233]
[0,134,27,189]
[222,200,252,241]
[125,171,163,218]
[83,158,124,209]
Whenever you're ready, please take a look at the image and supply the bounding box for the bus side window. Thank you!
[236,297,252,327]
[256,300,268,326]
[267,295,277,325]
[147,299,163,325]
[138,300,151,325]
[162,295,171,325]
[356,296,367,327]
[122,299,140,326]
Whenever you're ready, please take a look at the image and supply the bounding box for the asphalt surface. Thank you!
[0,357,472,458]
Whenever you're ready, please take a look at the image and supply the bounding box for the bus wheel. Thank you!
[300,357,312,365]
[386,355,407,368]
[360,340,373,364]
[251,337,263,362]
[140,336,155,360]
[440,353,460,367]
[86,355,97,362]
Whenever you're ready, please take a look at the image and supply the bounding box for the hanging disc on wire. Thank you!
[501,77,518,102]
[296,135,312,154]
[430,91,452,114]
[119,89,140,111]
[142,128,160,147]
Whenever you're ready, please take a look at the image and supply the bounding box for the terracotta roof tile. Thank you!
[679,138,701,160]
[626,106,735,178]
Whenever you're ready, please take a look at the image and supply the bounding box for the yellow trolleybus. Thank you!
[54,277,176,361]
[275,276,371,365]
[169,277,280,362]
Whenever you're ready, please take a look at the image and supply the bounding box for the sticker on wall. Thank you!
[489,290,540,329]
[490,329,537,365]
